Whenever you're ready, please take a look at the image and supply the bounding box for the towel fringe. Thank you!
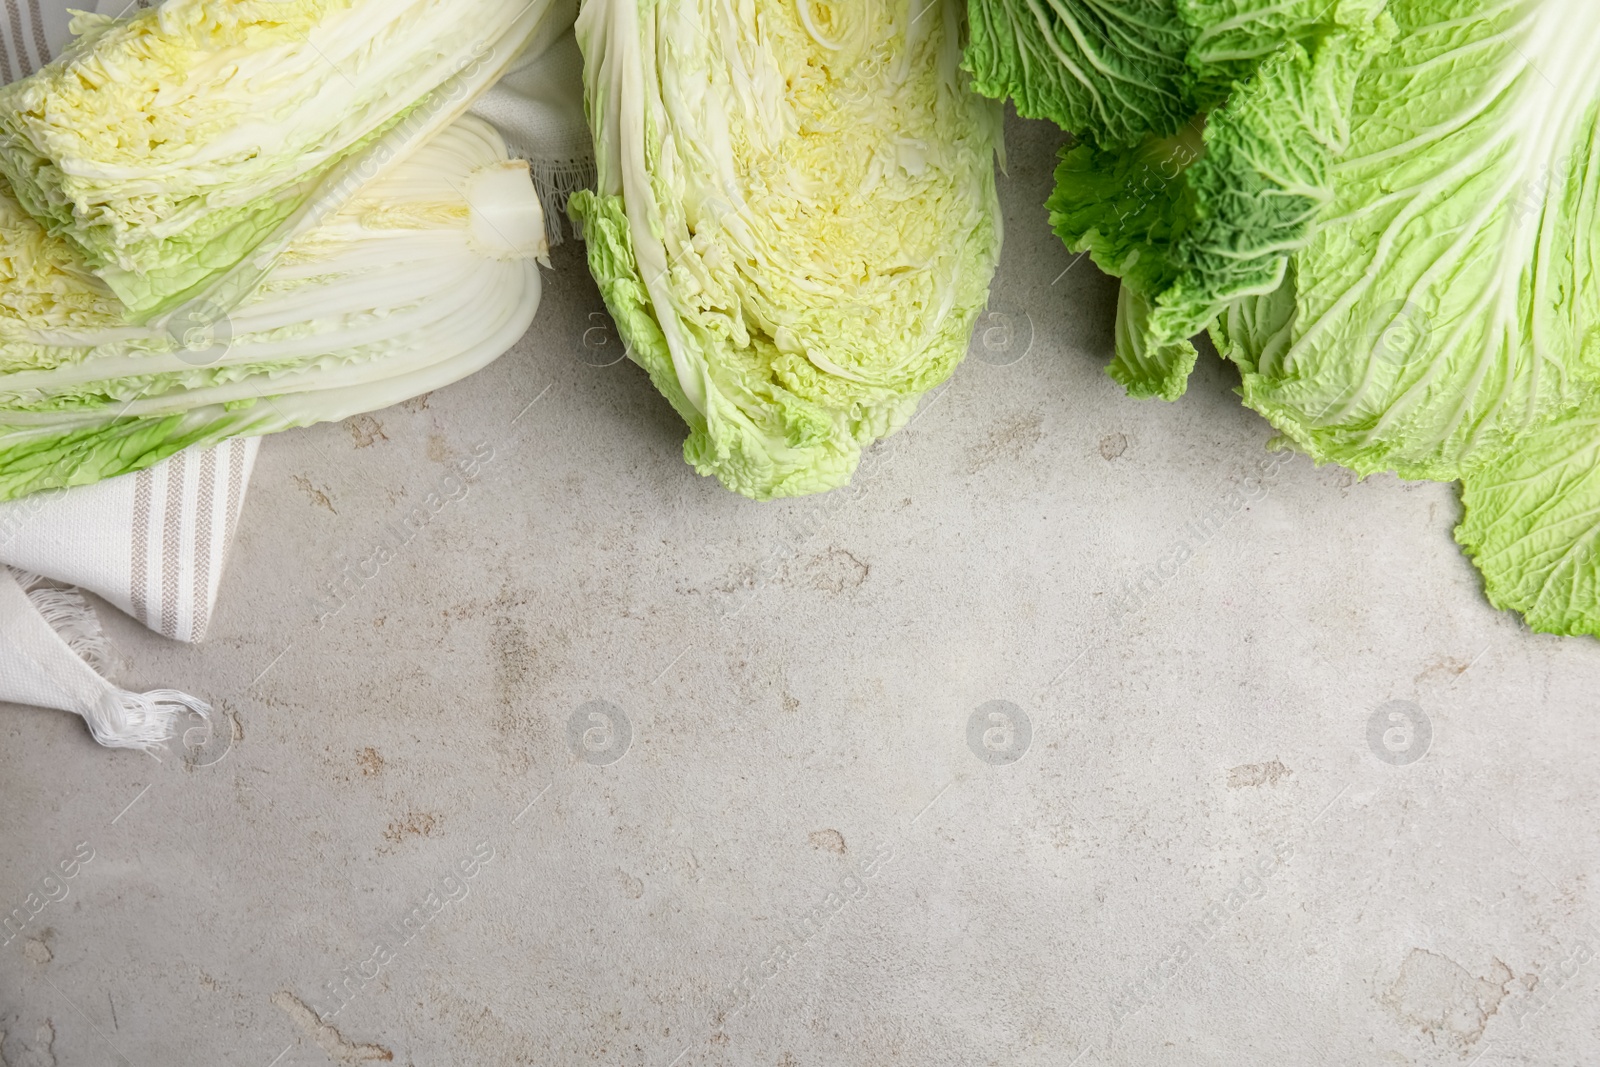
[519,155,596,248]
[17,573,115,675]
[86,687,212,753]
[13,569,210,752]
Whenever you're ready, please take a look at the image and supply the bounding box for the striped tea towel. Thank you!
[0,0,76,81]
[0,440,258,749]
[0,439,259,643]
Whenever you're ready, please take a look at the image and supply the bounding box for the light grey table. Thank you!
[3,114,1597,1067]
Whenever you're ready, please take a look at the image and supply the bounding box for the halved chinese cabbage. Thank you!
[569,0,1003,499]
[0,0,565,321]
[0,116,546,501]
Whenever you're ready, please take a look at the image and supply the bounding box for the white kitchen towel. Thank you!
[0,438,260,643]
[0,439,258,748]
[0,569,212,749]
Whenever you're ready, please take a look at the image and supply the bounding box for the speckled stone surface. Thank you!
[3,114,1598,1067]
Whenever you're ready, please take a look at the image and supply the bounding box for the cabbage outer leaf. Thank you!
[1055,18,1388,399]
[1224,0,1600,480]
[963,0,1387,147]
[964,0,1389,399]
[1457,399,1600,638]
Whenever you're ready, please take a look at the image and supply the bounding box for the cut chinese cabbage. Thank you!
[0,115,546,501]
[569,0,1003,500]
[0,0,565,321]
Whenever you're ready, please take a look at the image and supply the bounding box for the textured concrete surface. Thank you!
[4,115,1600,1067]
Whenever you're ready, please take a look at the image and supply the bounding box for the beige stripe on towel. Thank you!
[159,449,186,640]
[130,467,154,626]
[5,0,30,77]
[1,4,18,81]
[192,449,217,640]
[224,439,245,552]
[25,0,46,69]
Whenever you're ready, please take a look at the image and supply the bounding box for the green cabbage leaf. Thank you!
[965,0,1393,400]
[1211,0,1600,637]
[1217,0,1600,481]
[1457,399,1600,639]
[974,0,1600,639]
[963,0,1387,148]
